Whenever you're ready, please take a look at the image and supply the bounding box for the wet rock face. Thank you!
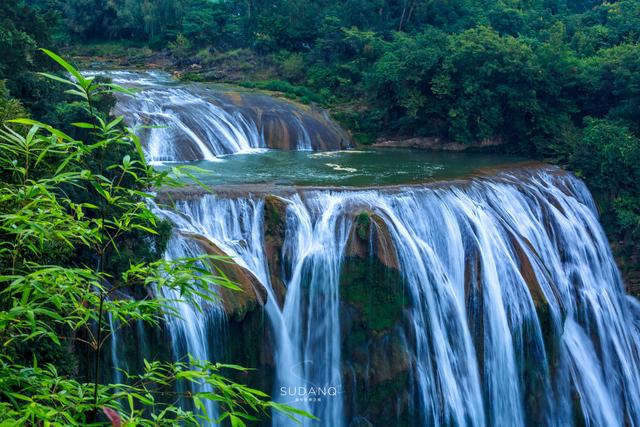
[507,233,561,426]
[464,247,484,387]
[224,306,276,400]
[181,232,267,322]
[212,92,352,152]
[341,211,404,332]
[339,211,412,425]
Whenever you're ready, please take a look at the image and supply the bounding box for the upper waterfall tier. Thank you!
[94,71,351,162]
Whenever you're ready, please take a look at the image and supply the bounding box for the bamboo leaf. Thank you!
[39,49,85,85]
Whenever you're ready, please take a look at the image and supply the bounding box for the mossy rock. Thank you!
[341,256,405,332]
[340,211,412,425]
[263,194,287,242]
[223,307,275,398]
[345,210,399,269]
[354,211,371,241]
[341,210,404,332]
[263,195,288,308]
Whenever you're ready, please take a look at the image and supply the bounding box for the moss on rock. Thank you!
[340,210,411,426]
[341,256,405,332]
[355,211,371,241]
[341,210,404,332]
[263,195,288,308]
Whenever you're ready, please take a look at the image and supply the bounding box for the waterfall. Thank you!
[155,196,315,424]
[115,87,265,162]
[95,71,350,162]
[163,235,228,425]
[107,312,124,386]
[149,167,640,426]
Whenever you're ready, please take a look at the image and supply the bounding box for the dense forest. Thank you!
[1,0,640,425]
[2,0,639,284]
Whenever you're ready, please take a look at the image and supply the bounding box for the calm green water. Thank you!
[160,148,529,187]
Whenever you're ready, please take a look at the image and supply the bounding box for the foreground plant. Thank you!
[0,50,310,426]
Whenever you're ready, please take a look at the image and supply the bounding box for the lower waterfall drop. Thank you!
[150,168,640,426]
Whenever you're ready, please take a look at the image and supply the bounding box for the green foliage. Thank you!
[570,119,640,256]
[169,34,193,61]
[365,29,447,134]
[57,0,183,45]
[588,44,640,129]
[0,52,310,426]
[571,119,640,195]
[278,52,305,83]
[0,1,59,116]
[443,27,539,145]
[0,81,28,126]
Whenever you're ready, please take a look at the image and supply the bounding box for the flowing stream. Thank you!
[105,71,640,426]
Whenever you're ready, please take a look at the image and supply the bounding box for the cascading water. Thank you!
[145,205,229,425]
[107,312,124,386]
[151,168,640,426]
[159,193,347,426]
[92,71,350,163]
[117,87,265,162]
[154,196,319,425]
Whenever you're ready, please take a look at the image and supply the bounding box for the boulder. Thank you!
[341,211,404,332]
[181,232,267,322]
[213,91,353,151]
